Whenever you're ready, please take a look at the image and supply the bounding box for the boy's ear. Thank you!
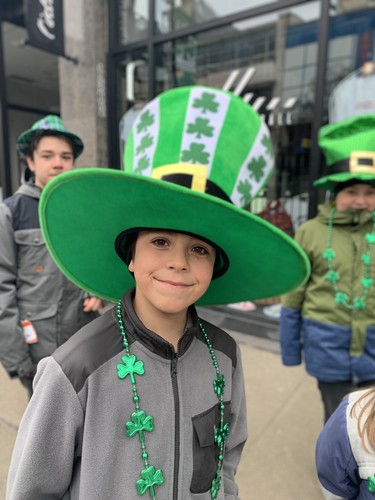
[128,259,134,272]
[25,156,35,172]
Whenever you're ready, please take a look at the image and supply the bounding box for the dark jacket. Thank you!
[0,182,98,378]
[316,390,375,499]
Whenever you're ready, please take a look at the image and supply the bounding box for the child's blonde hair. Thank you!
[351,387,375,452]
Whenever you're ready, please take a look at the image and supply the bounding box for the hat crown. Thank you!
[124,86,274,208]
[315,114,375,190]
[31,115,67,133]
[319,114,375,166]
[16,114,84,158]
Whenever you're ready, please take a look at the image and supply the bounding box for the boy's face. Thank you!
[129,230,216,319]
[26,136,75,189]
[335,183,375,212]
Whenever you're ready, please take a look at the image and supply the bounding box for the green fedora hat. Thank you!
[16,115,84,158]
[39,86,310,305]
[314,114,375,191]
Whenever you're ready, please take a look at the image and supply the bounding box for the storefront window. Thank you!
[118,0,149,44]
[325,3,375,125]
[156,0,285,33]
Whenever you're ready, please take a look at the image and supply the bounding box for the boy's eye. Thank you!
[152,238,168,247]
[192,245,209,255]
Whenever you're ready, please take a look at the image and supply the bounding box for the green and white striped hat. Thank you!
[39,86,310,305]
[124,85,273,207]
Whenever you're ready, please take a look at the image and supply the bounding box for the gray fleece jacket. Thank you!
[0,182,98,379]
[6,290,247,499]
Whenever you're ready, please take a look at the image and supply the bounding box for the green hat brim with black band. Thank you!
[16,115,84,158]
[314,114,375,191]
[39,86,310,305]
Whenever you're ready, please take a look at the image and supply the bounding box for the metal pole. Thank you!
[0,19,12,199]
[307,0,330,218]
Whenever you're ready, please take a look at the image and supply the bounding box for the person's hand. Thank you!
[82,296,103,312]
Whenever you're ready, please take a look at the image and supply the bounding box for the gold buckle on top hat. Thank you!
[350,151,375,174]
[152,163,208,193]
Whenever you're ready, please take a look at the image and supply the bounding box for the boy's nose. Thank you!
[167,250,189,270]
[355,195,368,208]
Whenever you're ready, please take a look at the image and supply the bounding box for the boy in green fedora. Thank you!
[280,114,375,423]
[0,115,101,399]
[7,87,309,500]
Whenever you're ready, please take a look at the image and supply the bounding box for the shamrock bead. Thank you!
[368,475,375,493]
[362,277,373,289]
[326,270,339,283]
[323,248,336,260]
[335,292,348,304]
[366,233,375,244]
[362,254,371,266]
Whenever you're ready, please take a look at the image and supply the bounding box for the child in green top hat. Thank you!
[7,86,309,500]
[280,114,375,423]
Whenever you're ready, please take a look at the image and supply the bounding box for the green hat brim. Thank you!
[314,172,375,191]
[17,129,84,158]
[39,168,310,305]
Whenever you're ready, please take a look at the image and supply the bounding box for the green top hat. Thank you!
[39,86,310,305]
[314,114,375,191]
[16,115,84,158]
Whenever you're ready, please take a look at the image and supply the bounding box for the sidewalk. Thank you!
[0,331,324,499]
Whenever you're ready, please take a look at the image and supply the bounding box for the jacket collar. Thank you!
[119,288,200,358]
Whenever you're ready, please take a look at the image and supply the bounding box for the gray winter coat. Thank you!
[0,182,98,378]
[6,290,247,499]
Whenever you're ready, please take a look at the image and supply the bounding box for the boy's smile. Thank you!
[129,231,216,334]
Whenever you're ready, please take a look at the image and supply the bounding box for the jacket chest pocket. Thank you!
[190,402,231,494]
[15,229,58,276]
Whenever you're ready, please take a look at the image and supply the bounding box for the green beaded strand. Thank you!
[199,320,230,500]
[323,208,375,310]
[116,301,164,499]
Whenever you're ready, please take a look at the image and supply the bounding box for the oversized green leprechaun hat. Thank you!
[39,86,310,305]
[314,114,375,191]
[124,86,274,205]
[16,115,84,158]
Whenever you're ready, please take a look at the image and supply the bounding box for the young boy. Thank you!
[0,116,101,399]
[280,114,375,423]
[6,86,309,499]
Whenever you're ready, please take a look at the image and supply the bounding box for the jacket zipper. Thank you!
[171,354,180,500]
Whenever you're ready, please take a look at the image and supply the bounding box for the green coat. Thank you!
[280,202,375,382]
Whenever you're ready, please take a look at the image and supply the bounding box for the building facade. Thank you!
[0,0,374,226]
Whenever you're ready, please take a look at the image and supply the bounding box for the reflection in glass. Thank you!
[119,0,149,44]
[116,49,149,166]
[156,0,282,33]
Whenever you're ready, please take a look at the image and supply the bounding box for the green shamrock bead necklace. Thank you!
[323,208,375,310]
[116,299,230,499]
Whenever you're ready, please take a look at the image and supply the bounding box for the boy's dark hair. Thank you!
[27,131,76,159]
[115,228,230,279]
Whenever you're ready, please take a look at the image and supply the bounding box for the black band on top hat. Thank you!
[115,227,230,280]
[328,156,375,175]
[160,173,233,204]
